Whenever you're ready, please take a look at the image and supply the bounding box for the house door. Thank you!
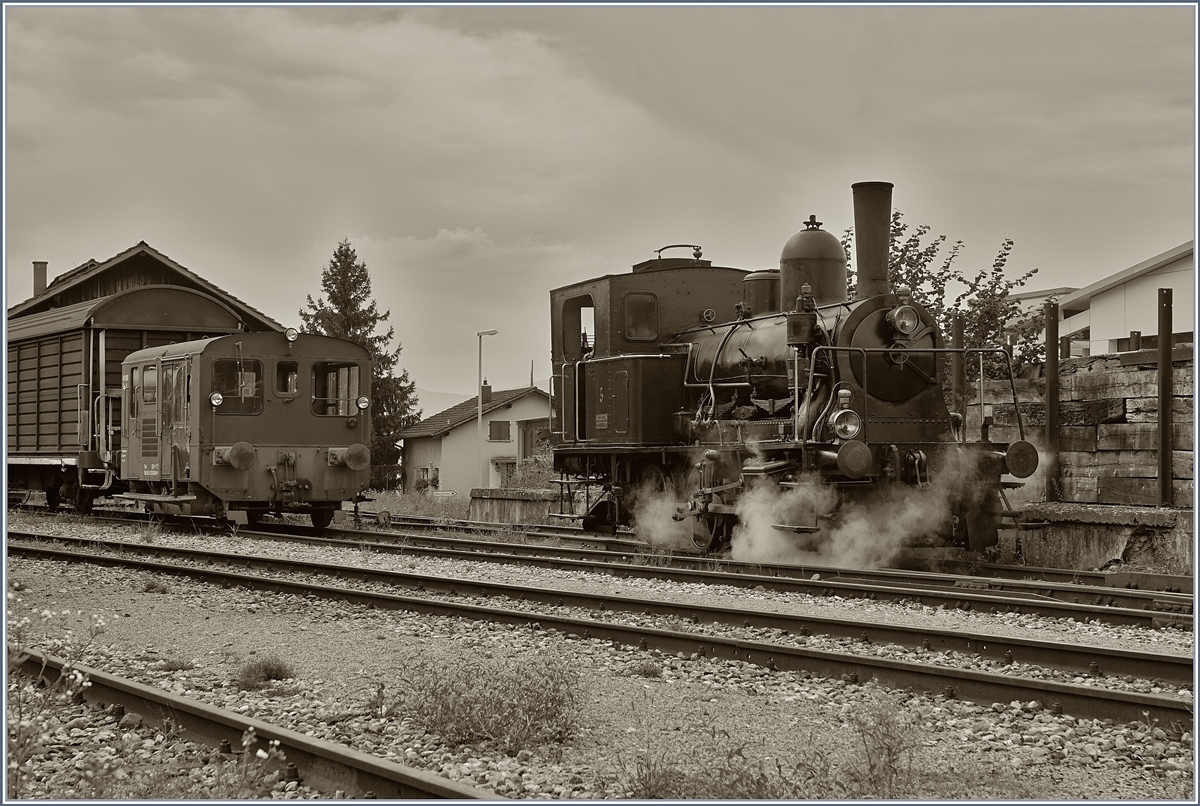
[159,358,191,483]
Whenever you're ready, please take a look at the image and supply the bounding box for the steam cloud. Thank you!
[628,445,997,567]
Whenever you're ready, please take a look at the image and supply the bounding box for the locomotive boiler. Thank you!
[549,181,1038,555]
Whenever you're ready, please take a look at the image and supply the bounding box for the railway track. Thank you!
[220,524,1193,629]
[9,533,1192,726]
[9,648,492,799]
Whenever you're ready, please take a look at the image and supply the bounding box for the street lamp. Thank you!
[477,329,498,489]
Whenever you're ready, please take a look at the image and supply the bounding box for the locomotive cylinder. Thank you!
[779,215,847,308]
[852,181,894,300]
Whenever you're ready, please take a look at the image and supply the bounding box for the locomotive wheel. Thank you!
[310,508,335,530]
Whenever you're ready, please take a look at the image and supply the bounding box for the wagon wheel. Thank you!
[74,488,95,516]
[310,508,335,531]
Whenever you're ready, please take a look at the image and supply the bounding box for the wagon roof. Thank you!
[397,386,549,440]
[7,241,282,332]
[121,331,371,363]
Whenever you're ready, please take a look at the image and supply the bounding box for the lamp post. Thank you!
[477,329,498,489]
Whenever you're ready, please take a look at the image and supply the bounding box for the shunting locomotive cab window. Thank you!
[212,359,264,415]
[276,360,299,396]
[312,361,361,416]
[623,292,658,342]
[142,366,157,404]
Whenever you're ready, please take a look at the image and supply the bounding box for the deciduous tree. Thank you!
[300,239,419,480]
[842,213,1040,378]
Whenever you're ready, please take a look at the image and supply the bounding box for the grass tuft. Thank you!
[379,646,583,752]
[234,655,295,690]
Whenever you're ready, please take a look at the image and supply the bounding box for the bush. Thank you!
[381,647,583,752]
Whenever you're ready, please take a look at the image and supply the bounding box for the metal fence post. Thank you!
[1158,289,1173,507]
[1044,301,1060,502]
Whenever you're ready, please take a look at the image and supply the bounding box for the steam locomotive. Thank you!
[548,182,1038,554]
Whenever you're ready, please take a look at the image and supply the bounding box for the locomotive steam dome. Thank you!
[780,215,847,308]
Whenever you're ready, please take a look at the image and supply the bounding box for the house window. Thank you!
[623,292,658,341]
[489,420,511,441]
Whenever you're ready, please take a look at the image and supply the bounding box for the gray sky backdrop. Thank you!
[5,4,1195,406]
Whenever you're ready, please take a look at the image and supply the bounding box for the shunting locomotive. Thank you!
[549,181,1038,554]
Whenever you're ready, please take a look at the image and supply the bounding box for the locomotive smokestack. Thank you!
[852,181,893,300]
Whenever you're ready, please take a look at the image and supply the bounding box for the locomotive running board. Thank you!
[771,523,821,534]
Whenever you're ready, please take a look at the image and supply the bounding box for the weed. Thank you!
[6,602,107,798]
[135,520,163,544]
[73,724,287,799]
[626,659,663,678]
[367,489,470,521]
[142,579,171,594]
[234,655,296,690]
[382,646,584,752]
[160,658,196,672]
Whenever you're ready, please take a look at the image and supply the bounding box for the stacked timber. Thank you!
[969,348,1193,508]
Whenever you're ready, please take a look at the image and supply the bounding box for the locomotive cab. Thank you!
[119,330,372,528]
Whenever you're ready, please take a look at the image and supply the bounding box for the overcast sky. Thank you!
[4,4,1195,405]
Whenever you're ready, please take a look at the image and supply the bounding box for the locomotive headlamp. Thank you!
[827,389,861,440]
[209,392,224,407]
[829,408,862,440]
[284,327,299,342]
[356,395,370,410]
[888,304,920,336]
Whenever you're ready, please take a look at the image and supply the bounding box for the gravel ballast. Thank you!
[5,511,1196,799]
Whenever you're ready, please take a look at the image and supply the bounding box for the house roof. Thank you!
[1060,241,1193,317]
[7,240,282,331]
[397,386,549,440]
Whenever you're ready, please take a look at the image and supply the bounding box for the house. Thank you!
[1059,241,1194,356]
[8,240,281,332]
[397,384,550,498]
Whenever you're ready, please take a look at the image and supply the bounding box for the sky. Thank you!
[4,3,1196,408]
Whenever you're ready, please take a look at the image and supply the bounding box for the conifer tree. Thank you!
[300,239,419,481]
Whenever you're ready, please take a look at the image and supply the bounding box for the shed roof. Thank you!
[397,387,549,440]
[7,241,282,331]
[1060,241,1193,317]
[5,286,245,343]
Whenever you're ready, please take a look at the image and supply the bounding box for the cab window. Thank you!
[129,367,140,418]
[623,292,658,341]
[312,361,361,416]
[276,360,299,396]
[212,359,264,415]
[142,365,157,404]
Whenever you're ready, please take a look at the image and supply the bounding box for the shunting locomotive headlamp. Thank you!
[284,327,300,342]
[356,395,370,410]
[209,392,224,407]
[888,304,920,336]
